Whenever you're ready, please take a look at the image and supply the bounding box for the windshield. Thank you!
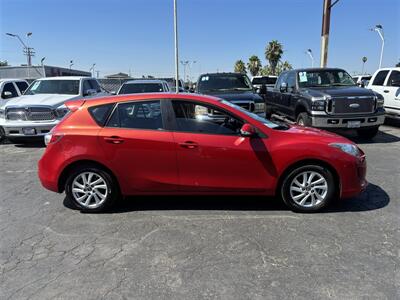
[220,100,282,129]
[25,80,80,95]
[297,70,355,88]
[198,74,253,92]
[119,83,164,94]
[252,77,277,85]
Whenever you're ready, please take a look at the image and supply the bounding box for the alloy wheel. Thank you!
[289,171,328,207]
[71,172,108,209]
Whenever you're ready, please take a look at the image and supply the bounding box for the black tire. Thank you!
[281,165,336,213]
[65,165,118,212]
[0,127,5,143]
[265,105,273,119]
[357,127,379,139]
[296,112,311,127]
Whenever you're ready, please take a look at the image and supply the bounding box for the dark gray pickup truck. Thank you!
[265,68,385,138]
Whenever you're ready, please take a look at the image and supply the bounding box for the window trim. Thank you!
[104,99,168,131]
[167,99,246,136]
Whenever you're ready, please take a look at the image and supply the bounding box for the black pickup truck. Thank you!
[265,68,385,138]
[195,72,265,116]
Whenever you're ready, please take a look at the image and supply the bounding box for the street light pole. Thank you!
[174,0,179,93]
[41,57,46,77]
[90,63,96,77]
[371,25,384,69]
[307,49,314,67]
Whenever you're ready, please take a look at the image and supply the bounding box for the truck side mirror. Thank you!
[280,82,288,93]
[257,85,267,95]
[2,91,13,99]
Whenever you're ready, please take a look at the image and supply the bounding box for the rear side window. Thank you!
[107,100,163,130]
[372,70,389,86]
[387,71,400,86]
[16,81,29,94]
[88,103,114,126]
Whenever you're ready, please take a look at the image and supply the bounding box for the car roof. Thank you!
[74,93,221,107]
[252,75,278,78]
[35,76,95,80]
[123,79,167,84]
[292,67,347,73]
[199,72,245,76]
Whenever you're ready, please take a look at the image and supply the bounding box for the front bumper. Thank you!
[310,111,385,129]
[0,119,59,137]
[341,153,368,198]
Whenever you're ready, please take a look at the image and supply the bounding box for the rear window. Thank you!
[119,83,164,94]
[252,77,277,85]
[88,104,114,126]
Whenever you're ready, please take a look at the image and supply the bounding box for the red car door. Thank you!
[98,100,179,194]
[170,100,274,192]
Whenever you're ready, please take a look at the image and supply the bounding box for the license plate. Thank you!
[347,121,361,128]
[22,128,36,135]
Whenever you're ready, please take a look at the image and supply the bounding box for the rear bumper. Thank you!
[310,112,385,129]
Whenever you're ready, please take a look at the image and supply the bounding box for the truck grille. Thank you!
[6,107,56,121]
[328,97,375,115]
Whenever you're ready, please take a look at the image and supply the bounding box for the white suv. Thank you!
[368,68,400,119]
[0,77,106,141]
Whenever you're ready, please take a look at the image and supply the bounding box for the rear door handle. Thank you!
[104,136,124,144]
[179,141,198,149]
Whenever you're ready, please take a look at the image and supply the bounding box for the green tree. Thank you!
[0,60,8,66]
[265,40,283,75]
[234,60,246,73]
[247,55,262,76]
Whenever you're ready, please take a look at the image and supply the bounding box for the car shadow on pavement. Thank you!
[331,129,400,145]
[64,183,389,214]
[5,139,45,148]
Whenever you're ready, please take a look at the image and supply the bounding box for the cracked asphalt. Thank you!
[0,123,399,299]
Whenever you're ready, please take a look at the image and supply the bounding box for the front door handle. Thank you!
[104,136,124,144]
[179,141,198,149]
[383,90,389,93]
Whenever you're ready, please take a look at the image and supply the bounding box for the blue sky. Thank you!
[0,0,399,79]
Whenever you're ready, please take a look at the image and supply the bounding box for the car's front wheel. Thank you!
[65,166,118,212]
[281,165,336,213]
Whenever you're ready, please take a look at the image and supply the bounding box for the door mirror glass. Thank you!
[2,91,13,99]
[84,89,97,96]
[280,82,288,93]
[240,123,256,137]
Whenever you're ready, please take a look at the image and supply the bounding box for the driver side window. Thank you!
[171,100,243,135]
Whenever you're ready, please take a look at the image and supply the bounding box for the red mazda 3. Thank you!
[38,93,367,213]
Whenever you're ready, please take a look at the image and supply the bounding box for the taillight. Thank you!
[44,133,64,146]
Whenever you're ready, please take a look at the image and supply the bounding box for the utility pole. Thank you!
[173,0,179,93]
[320,0,340,67]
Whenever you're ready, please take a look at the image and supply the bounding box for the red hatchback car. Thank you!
[38,93,367,213]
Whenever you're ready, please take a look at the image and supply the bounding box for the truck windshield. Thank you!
[220,100,284,129]
[25,80,80,95]
[298,70,355,88]
[252,77,277,85]
[119,83,164,94]
[198,74,253,92]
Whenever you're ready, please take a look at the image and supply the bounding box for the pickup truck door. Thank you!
[369,70,390,101]
[280,71,298,117]
[382,70,400,114]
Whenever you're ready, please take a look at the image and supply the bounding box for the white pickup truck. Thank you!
[0,77,106,141]
[368,68,400,119]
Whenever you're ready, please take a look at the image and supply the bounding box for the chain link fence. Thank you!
[97,78,132,93]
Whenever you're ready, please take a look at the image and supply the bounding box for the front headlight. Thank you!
[254,103,265,112]
[55,104,70,119]
[329,143,360,157]
[376,96,384,108]
[311,100,326,111]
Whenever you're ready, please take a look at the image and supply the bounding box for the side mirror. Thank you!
[359,80,367,88]
[2,91,13,99]
[84,89,97,96]
[390,79,400,87]
[110,91,117,95]
[240,123,257,137]
[257,84,267,95]
[280,82,288,93]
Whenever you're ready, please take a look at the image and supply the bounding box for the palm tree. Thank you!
[265,40,283,75]
[234,60,246,74]
[247,55,262,76]
[281,61,293,71]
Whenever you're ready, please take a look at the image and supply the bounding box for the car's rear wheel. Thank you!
[281,165,336,212]
[0,127,5,143]
[357,126,379,139]
[65,166,118,212]
[296,112,311,127]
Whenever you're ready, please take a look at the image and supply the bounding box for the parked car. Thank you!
[195,72,265,116]
[367,67,400,120]
[265,68,385,138]
[0,79,29,103]
[352,75,372,87]
[38,93,367,213]
[0,76,106,141]
[251,75,278,91]
[158,77,185,92]
[117,79,170,94]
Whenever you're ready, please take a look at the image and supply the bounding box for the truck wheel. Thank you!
[357,127,379,139]
[281,165,336,213]
[296,113,311,127]
[0,127,5,143]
